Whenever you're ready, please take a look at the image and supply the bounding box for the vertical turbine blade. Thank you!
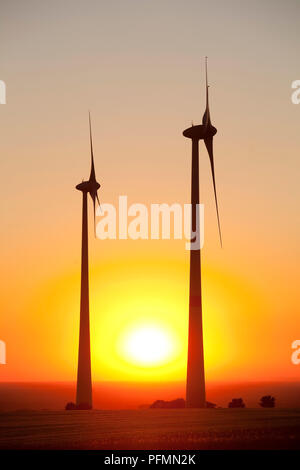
[89,111,96,182]
[96,191,102,214]
[91,192,97,236]
[87,112,101,236]
[202,57,211,128]
[204,136,223,247]
[90,190,101,235]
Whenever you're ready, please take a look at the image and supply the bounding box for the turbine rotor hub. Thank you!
[183,124,217,140]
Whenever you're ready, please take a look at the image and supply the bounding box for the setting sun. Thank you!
[121,326,175,366]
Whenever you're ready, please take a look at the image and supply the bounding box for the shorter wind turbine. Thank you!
[75,113,101,409]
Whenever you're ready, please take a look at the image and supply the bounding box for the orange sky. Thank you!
[0,0,299,383]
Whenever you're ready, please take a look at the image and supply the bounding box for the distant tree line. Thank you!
[144,395,276,410]
[65,395,276,410]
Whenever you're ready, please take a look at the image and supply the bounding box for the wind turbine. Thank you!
[183,58,222,408]
[75,113,101,409]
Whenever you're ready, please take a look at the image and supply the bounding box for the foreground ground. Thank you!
[0,409,299,450]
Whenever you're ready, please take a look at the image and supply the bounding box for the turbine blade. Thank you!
[95,190,103,214]
[89,189,101,235]
[89,111,96,182]
[204,136,223,247]
[91,192,97,237]
[202,57,211,128]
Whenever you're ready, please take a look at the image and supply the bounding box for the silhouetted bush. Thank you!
[259,395,275,408]
[206,401,217,409]
[228,398,246,408]
[148,399,218,409]
[65,402,92,410]
[150,398,185,409]
[65,402,76,410]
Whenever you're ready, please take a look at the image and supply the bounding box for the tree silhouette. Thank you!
[228,398,246,408]
[65,402,76,410]
[149,398,185,409]
[65,401,92,410]
[259,395,275,408]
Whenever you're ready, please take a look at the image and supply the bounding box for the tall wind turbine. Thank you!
[75,113,101,409]
[183,58,222,408]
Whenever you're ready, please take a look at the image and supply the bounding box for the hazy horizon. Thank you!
[0,380,299,411]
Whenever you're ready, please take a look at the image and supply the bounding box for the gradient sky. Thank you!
[0,0,299,383]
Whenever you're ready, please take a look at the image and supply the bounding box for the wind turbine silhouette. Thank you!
[183,58,222,408]
[75,113,101,409]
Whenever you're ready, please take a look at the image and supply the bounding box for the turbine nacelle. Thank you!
[76,180,101,193]
[183,124,217,141]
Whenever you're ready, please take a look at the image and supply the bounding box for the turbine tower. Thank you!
[183,58,222,408]
[75,113,100,409]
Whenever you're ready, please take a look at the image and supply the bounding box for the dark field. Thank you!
[0,408,299,450]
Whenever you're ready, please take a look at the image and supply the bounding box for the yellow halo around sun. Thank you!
[119,325,176,367]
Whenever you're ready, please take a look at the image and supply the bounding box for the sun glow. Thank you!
[120,325,176,367]
[11,256,277,383]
